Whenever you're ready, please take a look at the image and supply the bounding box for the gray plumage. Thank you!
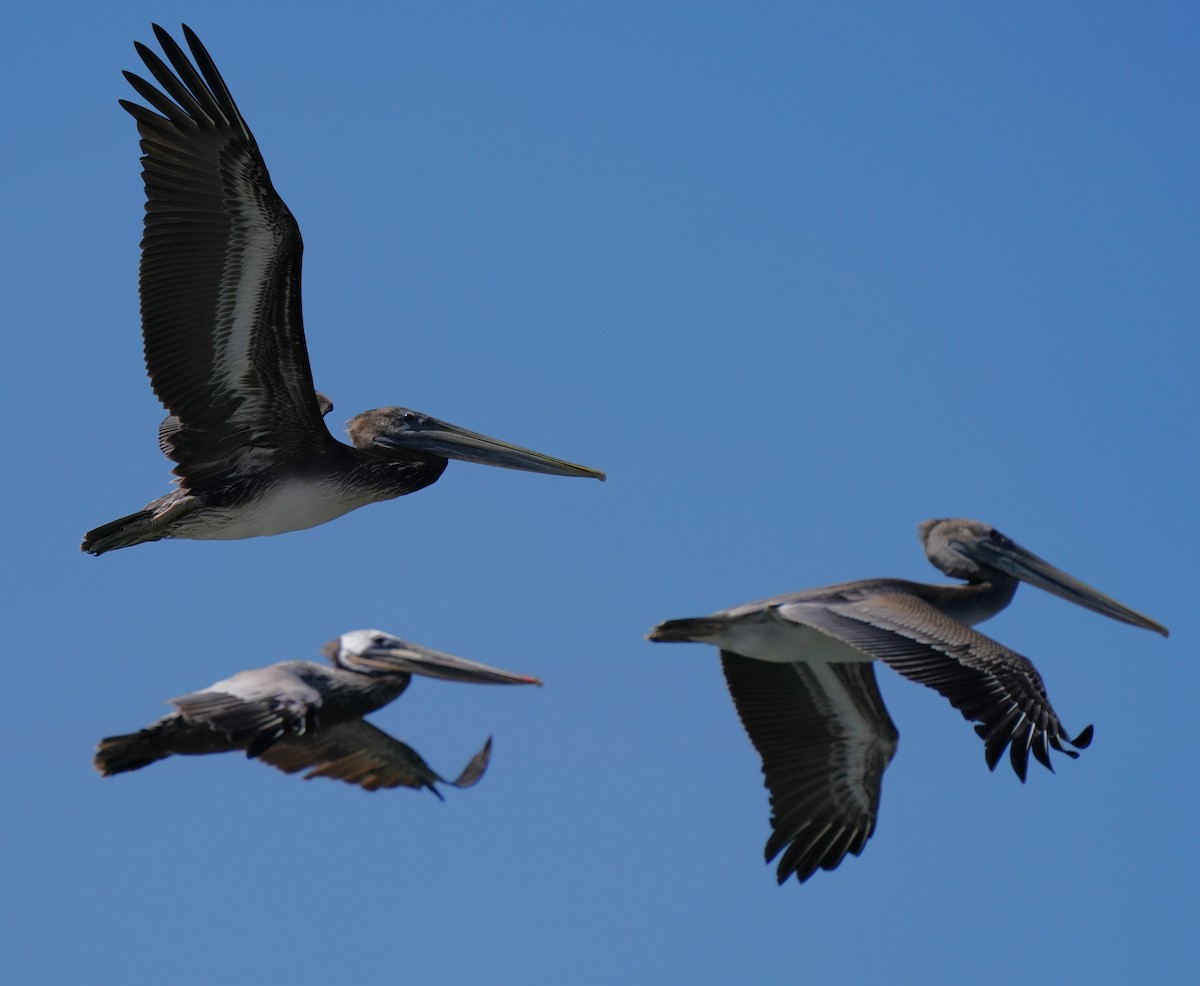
[95,628,541,795]
[648,518,1168,884]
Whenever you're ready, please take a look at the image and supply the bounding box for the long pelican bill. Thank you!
[960,533,1169,637]
[371,410,606,481]
[354,638,543,686]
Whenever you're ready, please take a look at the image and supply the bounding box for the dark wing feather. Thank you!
[122,25,332,484]
[170,676,321,756]
[721,653,898,884]
[157,391,332,458]
[778,595,1092,782]
[170,689,286,736]
[257,720,493,795]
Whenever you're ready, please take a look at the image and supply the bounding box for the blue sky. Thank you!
[3,2,1197,983]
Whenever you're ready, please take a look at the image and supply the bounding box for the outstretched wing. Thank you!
[121,24,333,484]
[775,595,1093,780]
[257,720,493,795]
[721,653,898,884]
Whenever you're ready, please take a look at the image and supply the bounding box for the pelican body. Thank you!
[95,629,541,794]
[648,518,1168,884]
[82,26,603,556]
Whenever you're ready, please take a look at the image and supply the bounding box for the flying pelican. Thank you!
[647,518,1168,884]
[82,25,604,556]
[94,628,541,794]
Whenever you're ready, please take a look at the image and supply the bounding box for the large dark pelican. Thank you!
[95,628,541,794]
[82,25,604,556]
[647,518,1168,884]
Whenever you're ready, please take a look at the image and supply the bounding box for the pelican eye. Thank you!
[371,634,391,649]
[401,411,434,429]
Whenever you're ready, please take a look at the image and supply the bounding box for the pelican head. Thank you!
[348,407,606,480]
[918,518,1169,636]
[322,629,544,685]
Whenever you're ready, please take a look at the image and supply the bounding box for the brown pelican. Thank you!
[94,628,541,794]
[647,518,1168,885]
[81,25,604,556]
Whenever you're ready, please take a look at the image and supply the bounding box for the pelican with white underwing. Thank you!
[94,629,541,794]
[647,518,1168,884]
[81,25,604,556]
